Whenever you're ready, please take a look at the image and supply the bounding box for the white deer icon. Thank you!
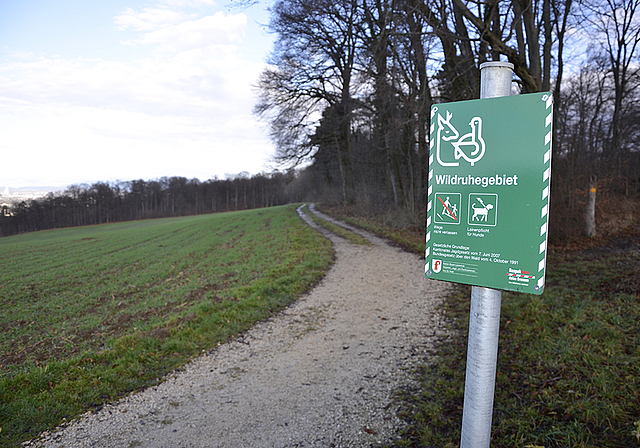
[435,109,460,167]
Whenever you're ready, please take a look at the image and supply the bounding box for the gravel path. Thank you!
[30,205,451,448]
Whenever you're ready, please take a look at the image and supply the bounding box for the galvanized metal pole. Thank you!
[460,61,513,448]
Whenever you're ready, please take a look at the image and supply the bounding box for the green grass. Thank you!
[4,203,638,447]
[301,204,371,246]
[320,206,424,253]
[0,205,334,447]
[403,243,640,447]
[489,243,640,447]
[324,207,640,448]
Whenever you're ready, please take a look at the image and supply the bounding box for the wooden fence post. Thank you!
[586,175,597,238]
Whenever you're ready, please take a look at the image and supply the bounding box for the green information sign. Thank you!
[425,92,553,294]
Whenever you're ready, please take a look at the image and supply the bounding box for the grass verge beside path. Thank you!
[320,205,424,254]
[324,206,640,448]
[0,205,334,448]
[301,204,371,246]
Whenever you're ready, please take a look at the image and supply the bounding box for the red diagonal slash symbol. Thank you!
[438,196,457,221]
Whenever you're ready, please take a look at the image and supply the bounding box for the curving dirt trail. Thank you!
[31,205,451,448]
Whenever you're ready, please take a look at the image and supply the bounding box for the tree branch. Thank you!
[452,0,541,92]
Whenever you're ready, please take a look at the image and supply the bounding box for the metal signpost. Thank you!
[424,62,553,448]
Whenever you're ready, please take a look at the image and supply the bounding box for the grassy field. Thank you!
[0,205,334,448]
[396,235,640,448]
[3,202,639,447]
[323,206,640,448]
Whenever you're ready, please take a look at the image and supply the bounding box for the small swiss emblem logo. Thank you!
[432,259,442,273]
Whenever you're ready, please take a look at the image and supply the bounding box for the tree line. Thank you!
[4,1,639,241]
[0,172,297,237]
[254,0,640,242]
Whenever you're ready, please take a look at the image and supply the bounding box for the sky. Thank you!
[0,0,276,189]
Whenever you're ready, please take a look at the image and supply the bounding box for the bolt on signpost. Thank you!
[424,62,553,448]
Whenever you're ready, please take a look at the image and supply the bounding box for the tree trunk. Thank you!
[586,176,597,238]
[542,0,552,90]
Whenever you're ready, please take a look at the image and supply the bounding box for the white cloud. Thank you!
[114,7,194,32]
[0,45,262,118]
[138,12,247,52]
[158,0,217,7]
[1,4,258,114]
[0,92,272,186]
[0,0,274,187]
